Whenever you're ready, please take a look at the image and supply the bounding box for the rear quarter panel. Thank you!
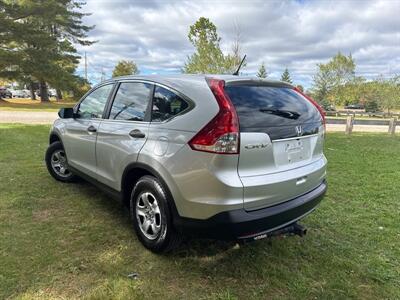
[137,78,243,219]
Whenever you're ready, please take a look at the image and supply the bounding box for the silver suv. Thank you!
[46,75,327,252]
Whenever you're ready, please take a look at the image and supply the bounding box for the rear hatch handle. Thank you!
[296,176,308,186]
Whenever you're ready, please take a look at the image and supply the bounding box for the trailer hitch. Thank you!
[268,222,307,237]
[238,222,308,243]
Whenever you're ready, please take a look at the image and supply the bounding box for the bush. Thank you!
[365,98,380,112]
[70,83,91,101]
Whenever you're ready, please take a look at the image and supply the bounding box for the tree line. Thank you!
[310,52,399,113]
[1,7,398,112]
[112,17,399,113]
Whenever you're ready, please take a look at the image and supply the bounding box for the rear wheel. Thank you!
[130,176,182,253]
[45,141,77,182]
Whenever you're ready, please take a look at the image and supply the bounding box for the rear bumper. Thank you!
[174,180,327,240]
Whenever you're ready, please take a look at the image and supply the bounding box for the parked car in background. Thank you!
[23,89,32,98]
[0,88,12,98]
[48,89,57,97]
[11,89,30,98]
[345,104,364,110]
[321,103,336,112]
[36,88,56,98]
[46,75,327,252]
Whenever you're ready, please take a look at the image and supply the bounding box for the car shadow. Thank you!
[72,179,302,263]
[72,179,267,255]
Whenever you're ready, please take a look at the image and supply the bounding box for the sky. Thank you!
[76,0,400,89]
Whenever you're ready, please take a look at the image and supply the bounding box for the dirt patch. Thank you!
[32,209,54,222]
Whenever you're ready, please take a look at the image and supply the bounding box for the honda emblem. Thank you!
[295,125,303,137]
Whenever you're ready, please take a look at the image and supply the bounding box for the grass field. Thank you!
[0,124,399,299]
[0,98,75,112]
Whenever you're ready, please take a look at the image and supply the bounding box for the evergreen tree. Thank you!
[281,68,292,84]
[0,0,94,102]
[257,62,267,78]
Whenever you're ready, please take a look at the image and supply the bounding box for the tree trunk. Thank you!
[39,81,49,102]
[56,89,62,101]
[29,82,36,100]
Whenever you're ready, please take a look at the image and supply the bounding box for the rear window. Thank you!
[224,85,321,131]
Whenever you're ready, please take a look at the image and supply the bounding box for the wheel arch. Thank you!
[49,131,62,145]
[121,162,180,218]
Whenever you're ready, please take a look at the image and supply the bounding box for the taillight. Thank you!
[188,78,239,154]
[293,87,326,126]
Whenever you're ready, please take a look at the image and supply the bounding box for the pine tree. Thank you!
[281,68,292,84]
[0,1,94,102]
[257,62,267,78]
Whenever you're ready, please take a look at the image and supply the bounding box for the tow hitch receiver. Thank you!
[268,222,307,238]
[245,222,307,242]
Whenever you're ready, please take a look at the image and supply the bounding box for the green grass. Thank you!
[0,125,399,299]
[0,98,74,112]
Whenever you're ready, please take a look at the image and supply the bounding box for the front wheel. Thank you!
[45,141,77,182]
[130,176,182,253]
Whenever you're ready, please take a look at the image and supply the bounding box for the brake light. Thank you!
[293,87,326,126]
[188,78,239,154]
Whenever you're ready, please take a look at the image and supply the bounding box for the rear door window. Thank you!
[151,86,189,122]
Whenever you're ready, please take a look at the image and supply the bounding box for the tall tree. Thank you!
[0,0,94,102]
[312,52,355,104]
[183,17,241,74]
[224,22,246,74]
[112,60,139,77]
[257,62,267,78]
[281,68,292,84]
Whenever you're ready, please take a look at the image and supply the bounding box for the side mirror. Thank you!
[58,107,74,119]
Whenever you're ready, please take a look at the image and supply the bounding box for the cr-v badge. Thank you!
[245,143,270,150]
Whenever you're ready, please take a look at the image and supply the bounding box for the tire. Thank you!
[130,175,182,253]
[45,141,77,182]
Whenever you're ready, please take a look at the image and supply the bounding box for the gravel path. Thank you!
[0,110,58,124]
[0,110,398,133]
[326,124,400,133]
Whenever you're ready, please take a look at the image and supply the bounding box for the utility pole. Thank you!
[84,52,87,82]
[101,68,105,82]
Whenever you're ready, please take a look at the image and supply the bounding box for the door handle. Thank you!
[87,125,97,133]
[129,129,145,138]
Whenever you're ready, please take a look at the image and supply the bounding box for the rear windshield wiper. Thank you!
[259,108,301,119]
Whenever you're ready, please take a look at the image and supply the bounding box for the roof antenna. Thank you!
[233,54,246,76]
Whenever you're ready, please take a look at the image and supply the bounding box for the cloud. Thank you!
[76,0,400,88]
